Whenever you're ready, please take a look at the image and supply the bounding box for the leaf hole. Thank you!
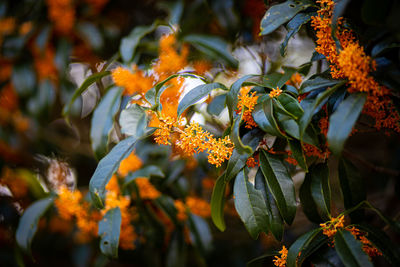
[103,241,109,245]
[289,4,296,8]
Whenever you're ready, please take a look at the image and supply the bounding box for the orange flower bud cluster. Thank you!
[134,177,161,200]
[273,245,288,267]
[320,215,345,239]
[246,156,259,168]
[46,0,75,35]
[269,87,282,98]
[111,66,155,96]
[285,73,303,88]
[174,196,211,221]
[118,152,143,177]
[237,87,259,129]
[346,226,382,258]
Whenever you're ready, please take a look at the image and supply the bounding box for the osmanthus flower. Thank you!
[46,0,75,35]
[117,151,143,177]
[285,73,303,89]
[269,87,282,98]
[237,86,259,129]
[273,245,288,267]
[174,196,211,222]
[111,65,155,96]
[246,155,259,168]
[320,215,345,238]
[134,177,161,200]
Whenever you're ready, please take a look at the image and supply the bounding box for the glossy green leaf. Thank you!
[120,22,158,63]
[211,173,227,231]
[260,0,314,36]
[288,139,307,171]
[276,112,319,146]
[300,76,343,94]
[253,101,285,138]
[234,170,269,239]
[183,34,238,67]
[226,75,258,121]
[91,87,122,160]
[263,97,288,138]
[177,82,227,117]
[230,113,253,155]
[286,228,324,267]
[207,94,226,116]
[89,136,137,208]
[327,93,366,156]
[259,150,296,225]
[98,207,121,258]
[254,169,284,240]
[124,165,164,187]
[16,197,54,252]
[275,93,304,120]
[63,71,111,116]
[262,73,284,89]
[119,104,148,137]
[307,164,331,221]
[280,13,313,56]
[299,81,345,140]
[334,230,373,267]
[338,159,366,222]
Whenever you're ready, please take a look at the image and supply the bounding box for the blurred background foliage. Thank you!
[0,0,399,266]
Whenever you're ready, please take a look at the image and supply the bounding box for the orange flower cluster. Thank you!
[46,0,75,35]
[273,245,288,267]
[312,0,400,132]
[118,152,143,176]
[177,122,234,167]
[111,66,155,96]
[237,86,259,129]
[284,151,298,166]
[346,226,382,258]
[246,156,259,168]
[193,60,212,75]
[32,45,58,82]
[134,177,161,200]
[152,116,181,145]
[269,87,282,98]
[320,215,345,238]
[54,186,100,242]
[285,73,303,88]
[174,196,211,221]
[104,175,137,250]
[303,143,330,160]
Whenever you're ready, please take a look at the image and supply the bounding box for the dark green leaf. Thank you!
[124,165,165,187]
[280,13,313,56]
[277,67,297,88]
[187,214,213,255]
[89,136,137,208]
[254,169,284,240]
[371,40,400,58]
[233,170,269,239]
[263,73,284,89]
[338,159,366,222]
[98,207,121,258]
[91,87,122,160]
[287,228,324,267]
[288,139,308,171]
[334,230,373,267]
[78,22,103,50]
[120,22,158,63]
[246,251,278,267]
[300,76,343,94]
[327,93,366,156]
[16,197,54,252]
[63,71,111,116]
[211,173,227,231]
[230,113,253,155]
[119,104,148,137]
[183,34,238,67]
[12,64,36,97]
[207,94,226,116]
[253,101,286,138]
[276,93,304,119]
[177,82,227,117]
[260,150,296,225]
[166,231,186,267]
[260,0,314,35]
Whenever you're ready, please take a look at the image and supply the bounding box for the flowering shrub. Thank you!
[1,0,400,266]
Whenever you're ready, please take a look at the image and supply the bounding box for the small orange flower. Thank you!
[134,177,161,200]
[285,73,302,88]
[320,215,345,238]
[246,156,259,168]
[346,226,382,258]
[186,196,211,218]
[273,245,288,267]
[193,60,212,75]
[269,87,282,98]
[111,66,155,96]
[237,86,259,128]
[46,0,75,34]
[174,199,188,221]
[118,152,143,177]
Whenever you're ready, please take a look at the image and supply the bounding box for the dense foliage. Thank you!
[1,0,400,266]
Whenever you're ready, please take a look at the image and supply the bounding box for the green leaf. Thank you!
[259,150,296,225]
[120,22,158,63]
[63,71,111,116]
[287,228,325,267]
[177,82,227,117]
[275,112,318,145]
[260,0,314,36]
[12,63,36,97]
[299,82,345,140]
[226,75,258,121]
[211,173,227,231]
[327,93,366,156]
[338,159,366,222]
[300,76,343,94]
[253,101,286,138]
[91,87,122,160]
[263,97,288,138]
[246,251,278,267]
[276,93,304,119]
[277,67,297,89]
[16,197,54,253]
[119,104,148,137]
[233,170,269,239]
[303,163,331,221]
[280,13,313,56]
[89,136,138,208]
[124,165,165,187]
[334,230,373,267]
[98,207,122,258]
[16,169,47,199]
[262,73,284,89]
[207,94,226,116]
[288,139,308,171]
[254,169,284,240]
[187,214,212,255]
[78,22,103,50]
[183,34,238,67]
[230,113,253,155]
